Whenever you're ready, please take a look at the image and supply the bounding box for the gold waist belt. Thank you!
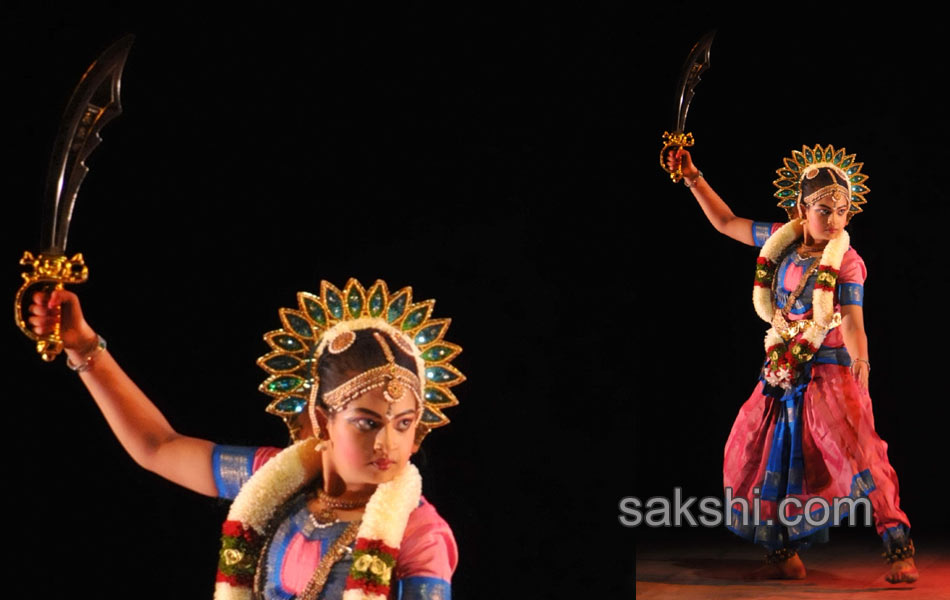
[771,311,842,341]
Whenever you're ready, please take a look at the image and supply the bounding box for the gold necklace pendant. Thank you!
[312,506,339,525]
[309,488,370,527]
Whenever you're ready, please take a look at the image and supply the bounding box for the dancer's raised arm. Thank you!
[28,289,217,497]
[667,148,756,245]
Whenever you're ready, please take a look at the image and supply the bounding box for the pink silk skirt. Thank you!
[723,362,910,549]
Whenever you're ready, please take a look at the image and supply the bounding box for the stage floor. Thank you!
[634,526,949,599]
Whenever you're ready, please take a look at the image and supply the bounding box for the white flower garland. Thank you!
[753,219,849,388]
[214,438,422,600]
[753,220,802,323]
[342,462,421,600]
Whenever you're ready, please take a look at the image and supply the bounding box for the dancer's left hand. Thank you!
[852,360,869,391]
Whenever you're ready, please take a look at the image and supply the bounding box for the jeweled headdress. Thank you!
[773,144,869,220]
[257,279,464,444]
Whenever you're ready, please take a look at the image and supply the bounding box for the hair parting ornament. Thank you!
[773,144,870,220]
[257,279,464,446]
[319,331,423,413]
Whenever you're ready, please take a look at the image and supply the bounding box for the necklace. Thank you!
[310,488,372,525]
[796,241,826,257]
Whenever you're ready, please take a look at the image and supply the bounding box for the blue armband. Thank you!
[752,221,774,248]
[397,576,451,600]
[837,283,864,306]
[212,444,258,500]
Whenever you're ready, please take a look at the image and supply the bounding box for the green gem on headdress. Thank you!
[266,332,305,352]
[415,321,448,346]
[347,288,364,318]
[386,290,410,324]
[257,278,465,444]
[280,309,313,339]
[275,396,308,414]
[264,374,305,394]
[322,283,345,320]
[262,354,302,371]
[425,387,458,407]
[773,143,870,220]
[368,286,385,317]
[402,302,433,331]
[300,294,327,326]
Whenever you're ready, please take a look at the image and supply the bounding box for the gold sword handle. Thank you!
[14,251,88,361]
[659,131,695,183]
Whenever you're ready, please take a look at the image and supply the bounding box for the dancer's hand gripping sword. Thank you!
[659,31,714,182]
[14,35,133,361]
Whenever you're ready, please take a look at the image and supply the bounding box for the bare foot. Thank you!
[748,553,807,579]
[885,557,918,584]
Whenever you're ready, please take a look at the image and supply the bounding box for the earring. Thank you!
[315,439,330,453]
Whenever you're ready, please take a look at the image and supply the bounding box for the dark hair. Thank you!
[800,166,849,205]
[313,328,418,411]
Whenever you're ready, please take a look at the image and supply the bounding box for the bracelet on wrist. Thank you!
[66,334,107,372]
[851,357,870,372]
[683,170,704,188]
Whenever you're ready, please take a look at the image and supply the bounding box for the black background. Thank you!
[3,4,947,598]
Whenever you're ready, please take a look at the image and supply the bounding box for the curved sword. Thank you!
[15,35,134,361]
[659,31,715,182]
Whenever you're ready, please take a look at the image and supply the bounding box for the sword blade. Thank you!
[40,34,134,254]
[673,30,715,134]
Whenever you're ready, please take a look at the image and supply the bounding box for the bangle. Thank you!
[66,334,107,372]
[683,170,704,188]
[851,357,870,372]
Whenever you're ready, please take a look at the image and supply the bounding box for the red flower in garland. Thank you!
[222,520,244,537]
[754,257,776,288]
[221,520,261,546]
[216,571,254,587]
[354,538,399,556]
[345,575,390,596]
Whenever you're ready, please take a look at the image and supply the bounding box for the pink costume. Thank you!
[213,445,457,599]
[723,221,911,554]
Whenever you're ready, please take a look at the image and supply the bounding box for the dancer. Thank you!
[667,145,917,584]
[28,279,463,599]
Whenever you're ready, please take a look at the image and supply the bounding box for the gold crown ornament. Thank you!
[772,144,869,220]
[257,279,464,445]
